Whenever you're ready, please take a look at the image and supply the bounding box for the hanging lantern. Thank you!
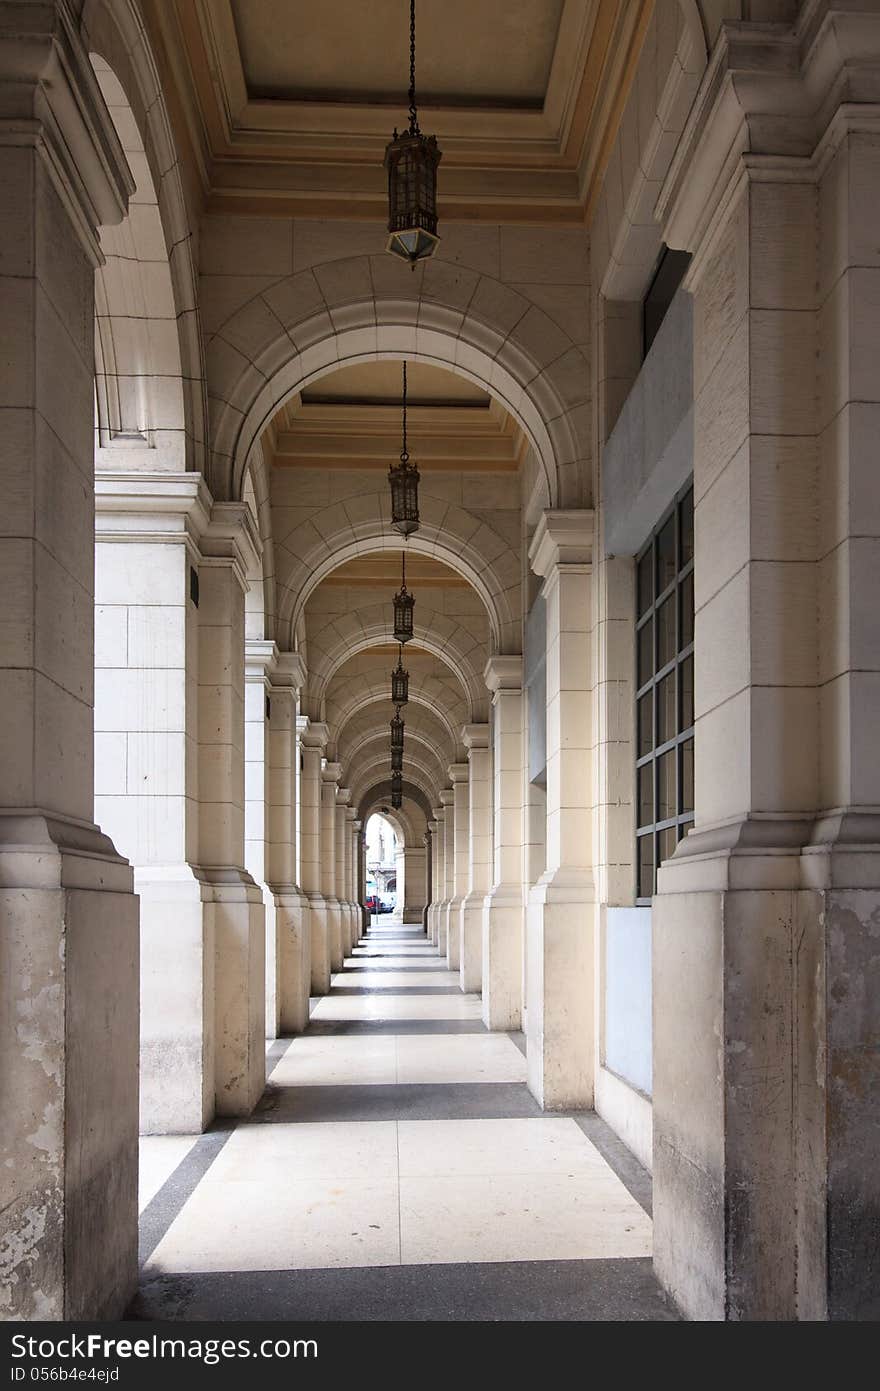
[393,550,415,644]
[391,712,405,751]
[391,745,403,774]
[391,647,409,706]
[391,770,403,809]
[384,0,441,267]
[389,362,420,536]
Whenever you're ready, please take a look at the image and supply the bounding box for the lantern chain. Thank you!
[401,361,408,464]
[408,0,419,135]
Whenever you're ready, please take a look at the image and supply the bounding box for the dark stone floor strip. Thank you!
[131,1258,678,1322]
[249,1081,547,1124]
[327,985,464,996]
[302,1019,488,1036]
[138,1126,236,1267]
[571,1112,654,1218]
[508,1030,527,1057]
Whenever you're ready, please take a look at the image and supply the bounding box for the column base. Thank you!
[435,899,449,953]
[459,891,484,992]
[445,895,465,969]
[526,869,594,1110]
[136,864,213,1135]
[270,885,311,1035]
[307,892,331,994]
[199,868,266,1119]
[0,814,138,1321]
[481,885,523,1030]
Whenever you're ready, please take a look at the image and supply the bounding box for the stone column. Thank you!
[266,654,310,1035]
[0,5,138,1319]
[482,658,525,1029]
[299,721,329,994]
[335,788,353,956]
[649,11,880,1322]
[445,764,470,970]
[526,512,595,1110]
[427,816,442,944]
[347,811,360,944]
[94,475,209,1134]
[321,762,343,972]
[357,826,368,934]
[244,640,277,1035]
[438,792,455,953]
[460,724,491,992]
[401,845,427,922]
[422,829,432,933]
[198,506,266,1118]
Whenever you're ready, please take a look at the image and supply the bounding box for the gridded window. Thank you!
[635,485,694,901]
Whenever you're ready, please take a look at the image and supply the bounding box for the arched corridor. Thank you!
[2,0,879,1331]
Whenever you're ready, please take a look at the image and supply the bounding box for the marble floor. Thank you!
[133,922,676,1321]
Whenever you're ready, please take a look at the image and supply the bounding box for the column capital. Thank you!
[273,651,307,692]
[484,655,522,693]
[0,0,135,262]
[528,510,594,577]
[461,723,489,751]
[439,789,455,808]
[431,807,443,822]
[448,763,469,785]
[94,471,213,553]
[657,2,880,262]
[245,639,279,683]
[201,502,262,593]
[427,819,439,834]
[322,761,342,785]
[347,809,359,825]
[336,786,352,807]
[301,721,329,751]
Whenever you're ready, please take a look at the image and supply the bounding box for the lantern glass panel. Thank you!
[391,746,403,773]
[391,663,409,706]
[391,715,405,750]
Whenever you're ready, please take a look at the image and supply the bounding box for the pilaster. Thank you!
[482,656,526,1030]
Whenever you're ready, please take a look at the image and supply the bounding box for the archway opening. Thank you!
[365,812,401,919]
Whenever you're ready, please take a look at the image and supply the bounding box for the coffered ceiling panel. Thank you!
[231,0,565,107]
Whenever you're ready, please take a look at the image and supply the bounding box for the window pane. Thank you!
[680,570,694,648]
[637,550,652,617]
[638,834,654,899]
[657,671,675,745]
[681,737,694,813]
[657,594,675,669]
[680,489,694,565]
[637,692,652,757]
[637,619,653,686]
[656,514,676,594]
[658,825,677,866]
[638,763,653,828]
[680,654,694,730]
[658,749,676,820]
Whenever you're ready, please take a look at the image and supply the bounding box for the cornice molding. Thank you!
[448,762,470,784]
[461,723,490,751]
[94,470,213,547]
[528,509,595,576]
[483,655,523,693]
[322,761,343,784]
[244,638,278,682]
[274,651,307,692]
[200,500,263,592]
[439,788,455,807]
[0,0,134,262]
[657,1,880,265]
[301,720,329,750]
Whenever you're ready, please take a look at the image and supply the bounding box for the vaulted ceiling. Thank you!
[142,0,654,221]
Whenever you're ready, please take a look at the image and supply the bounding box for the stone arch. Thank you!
[207,293,590,509]
[325,666,468,759]
[82,0,207,474]
[352,753,441,810]
[343,732,448,799]
[281,518,516,657]
[339,709,454,784]
[307,610,487,722]
[359,782,433,829]
[363,806,418,850]
[335,693,458,767]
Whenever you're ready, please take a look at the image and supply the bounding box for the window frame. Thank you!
[634,482,695,904]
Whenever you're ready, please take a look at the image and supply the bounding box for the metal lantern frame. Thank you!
[391,646,409,706]
[384,0,441,267]
[393,550,415,644]
[390,769,403,809]
[390,712,405,751]
[390,745,403,774]
[389,361,420,536]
